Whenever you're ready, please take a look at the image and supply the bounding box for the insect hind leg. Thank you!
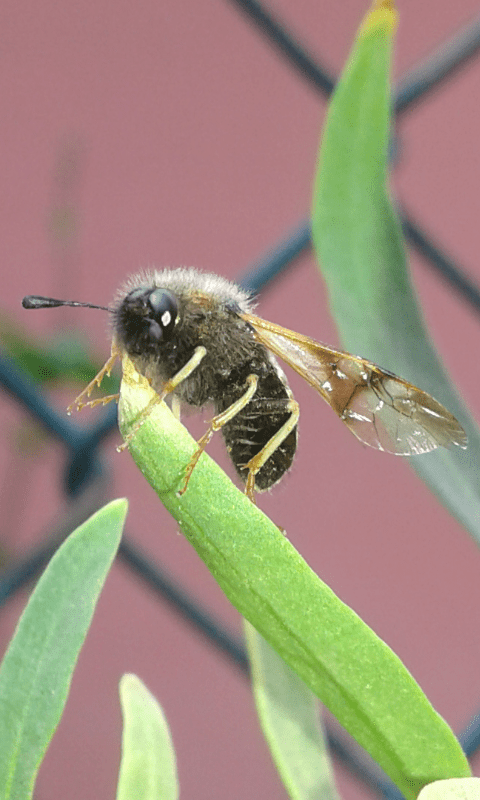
[178,373,259,497]
[244,397,299,502]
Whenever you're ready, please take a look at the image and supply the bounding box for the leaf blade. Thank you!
[0,499,127,799]
[118,362,470,799]
[244,622,340,800]
[117,674,179,800]
[311,0,480,538]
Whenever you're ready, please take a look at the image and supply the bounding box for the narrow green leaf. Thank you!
[311,0,480,539]
[118,363,470,799]
[244,621,339,800]
[0,499,127,800]
[117,674,179,800]
[418,778,480,799]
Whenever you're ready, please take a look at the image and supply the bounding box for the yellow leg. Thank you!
[244,397,299,502]
[67,341,122,414]
[178,374,259,496]
[158,346,206,401]
[118,346,207,452]
[170,394,182,421]
[116,392,163,452]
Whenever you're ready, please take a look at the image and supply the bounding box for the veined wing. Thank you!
[241,314,467,455]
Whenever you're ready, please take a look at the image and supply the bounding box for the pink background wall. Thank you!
[1,1,480,798]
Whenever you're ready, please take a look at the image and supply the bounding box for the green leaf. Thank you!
[311,0,480,539]
[0,498,127,800]
[418,779,480,800]
[244,622,339,800]
[118,362,470,799]
[117,674,179,800]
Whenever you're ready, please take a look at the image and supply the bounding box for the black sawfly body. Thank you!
[24,269,298,496]
[23,267,467,501]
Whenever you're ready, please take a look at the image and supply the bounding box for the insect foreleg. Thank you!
[244,396,299,502]
[178,373,259,496]
[67,340,122,414]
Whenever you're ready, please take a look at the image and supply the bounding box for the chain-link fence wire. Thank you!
[2,2,480,798]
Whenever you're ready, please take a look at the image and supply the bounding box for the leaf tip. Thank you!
[359,0,397,38]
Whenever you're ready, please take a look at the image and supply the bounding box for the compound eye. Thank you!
[147,289,178,341]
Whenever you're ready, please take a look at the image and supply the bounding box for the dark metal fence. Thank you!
[2,2,480,798]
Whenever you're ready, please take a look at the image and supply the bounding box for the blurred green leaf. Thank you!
[311,0,480,539]
[117,674,179,800]
[1,313,118,392]
[0,499,127,799]
[244,622,339,800]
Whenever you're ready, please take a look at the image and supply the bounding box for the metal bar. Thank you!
[238,220,311,294]
[0,351,85,447]
[226,0,335,95]
[0,481,109,604]
[118,538,249,672]
[395,15,480,113]
[401,212,480,314]
[459,713,480,756]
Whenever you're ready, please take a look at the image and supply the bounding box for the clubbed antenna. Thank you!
[22,295,111,311]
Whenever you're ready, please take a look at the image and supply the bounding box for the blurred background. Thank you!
[1,0,480,797]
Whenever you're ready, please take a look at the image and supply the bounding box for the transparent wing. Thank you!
[241,314,467,455]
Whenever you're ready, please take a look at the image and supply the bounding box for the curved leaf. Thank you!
[311,0,480,539]
[117,674,178,800]
[118,358,470,799]
[244,622,339,800]
[0,499,127,799]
